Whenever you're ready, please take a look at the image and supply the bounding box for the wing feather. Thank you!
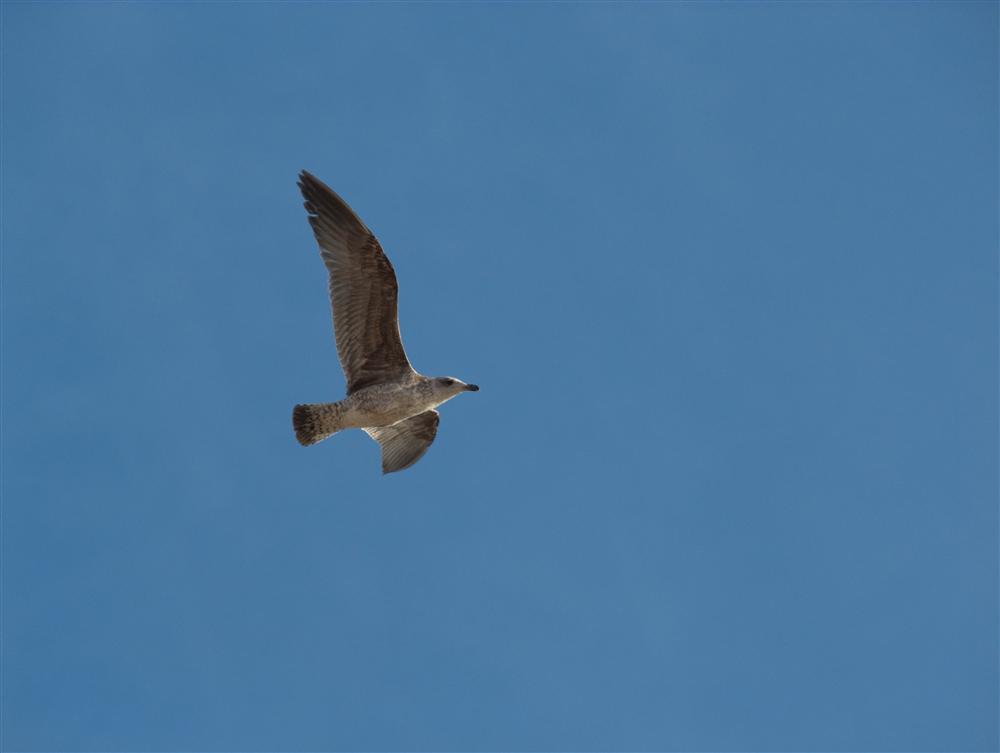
[298,171,416,394]
[364,411,440,474]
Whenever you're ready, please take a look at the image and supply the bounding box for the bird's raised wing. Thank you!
[298,171,416,394]
[364,410,440,474]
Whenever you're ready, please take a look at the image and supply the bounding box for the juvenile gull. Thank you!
[292,171,479,474]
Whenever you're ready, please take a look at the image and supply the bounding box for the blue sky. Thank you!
[2,2,996,750]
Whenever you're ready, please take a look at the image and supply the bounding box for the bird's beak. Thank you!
[465,384,480,392]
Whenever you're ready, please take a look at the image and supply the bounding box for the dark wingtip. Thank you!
[298,170,315,193]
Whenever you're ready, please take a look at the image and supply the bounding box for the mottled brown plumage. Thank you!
[298,171,415,395]
[292,171,479,474]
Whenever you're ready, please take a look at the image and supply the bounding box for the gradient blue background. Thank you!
[2,2,997,751]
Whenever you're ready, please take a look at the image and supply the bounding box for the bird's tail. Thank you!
[293,402,346,446]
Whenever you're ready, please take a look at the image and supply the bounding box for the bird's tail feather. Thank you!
[293,402,345,446]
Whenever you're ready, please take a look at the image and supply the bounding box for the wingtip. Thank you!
[381,460,407,475]
[297,171,322,205]
[297,170,334,202]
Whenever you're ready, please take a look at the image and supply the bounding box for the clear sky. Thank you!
[2,2,997,751]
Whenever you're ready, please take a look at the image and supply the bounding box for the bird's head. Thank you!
[430,376,479,404]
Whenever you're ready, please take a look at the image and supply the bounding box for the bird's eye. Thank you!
[442,378,454,386]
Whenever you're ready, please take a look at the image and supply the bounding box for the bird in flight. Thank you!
[292,171,479,474]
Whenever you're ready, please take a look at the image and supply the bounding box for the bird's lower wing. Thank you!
[363,410,440,474]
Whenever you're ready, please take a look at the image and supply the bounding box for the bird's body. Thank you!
[297,376,449,437]
[291,171,478,474]
[344,378,438,428]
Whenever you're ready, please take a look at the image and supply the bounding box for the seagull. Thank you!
[292,171,479,474]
